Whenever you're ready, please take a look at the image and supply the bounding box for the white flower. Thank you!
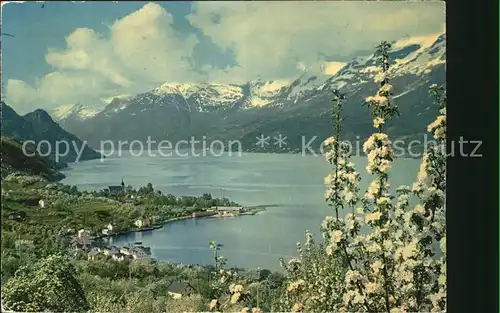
[287,279,305,292]
[383,239,394,251]
[323,136,336,146]
[366,242,381,253]
[326,244,335,256]
[233,284,244,293]
[378,159,392,173]
[363,136,376,153]
[371,260,384,274]
[352,292,365,304]
[344,191,355,203]
[402,241,418,259]
[365,282,379,294]
[291,303,304,312]
[374,72,386,83]
[414,204,425,215]
[324,188,334,200]
[321,216,334,229]
[368,180,380,195]
[438,274,446,285]
[325,150,334,161]
[401,270,414,282]
[376,197,391,205]
[379,83,394,94]
[208,299,218,310]
[324,173,334,185]
[356,207,364,214]
[345,270,363,284]
[373,117,385,128]
[440,236,446,254]
[365,211,382,223]
[433,126,446,140]
[231,292,241,303]
[380,146,392,158]
[331,230,343,243]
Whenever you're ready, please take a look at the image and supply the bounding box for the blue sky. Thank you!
[2,1,233,86]
[1,1,445,114]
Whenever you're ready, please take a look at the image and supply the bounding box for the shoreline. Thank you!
[93,209,265,241]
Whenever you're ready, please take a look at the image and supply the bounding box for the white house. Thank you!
[102,223,114,235]
[134,219,144,228]
[131,246,152,259]
[77,229,91,246]
[102,246,119,256]
[120,246,132,256]
[167,282,195,300]
[111,253,130,262]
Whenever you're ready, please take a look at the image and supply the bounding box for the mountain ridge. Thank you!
[1,102,102,163]
[49,32,445,152]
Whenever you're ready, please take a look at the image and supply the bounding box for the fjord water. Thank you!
[61,151,420,271]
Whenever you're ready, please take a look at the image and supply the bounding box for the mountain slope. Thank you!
[1,136,65,181]
[1,102,102,163]
[54,33,446,153]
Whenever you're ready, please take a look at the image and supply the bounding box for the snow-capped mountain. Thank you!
[55,32,446,151]
[52,103,100,121]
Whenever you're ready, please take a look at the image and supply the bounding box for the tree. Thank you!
[278,41,446,313]
[69,185,79,195]
[2,254,89,312]
[146,183,154,194]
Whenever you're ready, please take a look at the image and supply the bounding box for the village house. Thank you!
[218,206,244,213]
[107,178,126,196]
[102,223,114,235]
[167,282,196,300]
[7,211,26,221]
[107,186,124,196]
[102,246,120,256]
[130,246,152,259]
[87,249,99,261]
[77,229,91,244]
[111,252,131,262]
[38,199,47,209]
[71,229,93,251]
[119,246,132,256]
[192,211,217,218]
[134,218,144,228]
[215,206,244,217]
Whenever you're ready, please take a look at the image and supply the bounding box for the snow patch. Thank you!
[249,97,271,107]
[323,61,347,75]
[261,80,288,93]
[52,104,76,120]
[101,94,131,104]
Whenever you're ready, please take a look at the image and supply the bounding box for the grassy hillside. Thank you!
[1,136,66,181]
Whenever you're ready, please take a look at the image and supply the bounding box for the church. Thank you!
[107,178,125,196]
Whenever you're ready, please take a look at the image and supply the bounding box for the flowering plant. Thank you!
[281,41,446,313]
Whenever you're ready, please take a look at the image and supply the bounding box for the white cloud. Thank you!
[187,1,445,82]
[323,62,347,76]
[6,2,200,114]
[6,1,445,114]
